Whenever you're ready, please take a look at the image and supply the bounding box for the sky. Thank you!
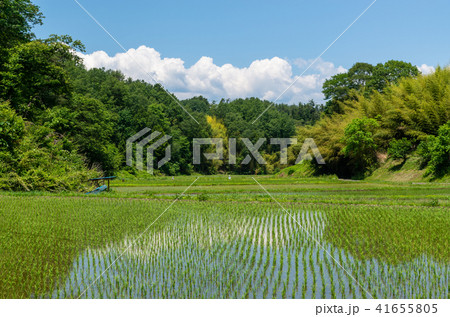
[32,0,450,104]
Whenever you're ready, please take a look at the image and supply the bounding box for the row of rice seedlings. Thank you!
[10,198,446,299]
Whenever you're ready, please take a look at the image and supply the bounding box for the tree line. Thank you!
[0,0,448,191]
[290,64,450,179]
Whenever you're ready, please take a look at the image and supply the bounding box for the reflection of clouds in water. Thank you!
[52,210,448,299]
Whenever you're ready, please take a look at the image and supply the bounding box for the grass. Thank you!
[0,175,448,298]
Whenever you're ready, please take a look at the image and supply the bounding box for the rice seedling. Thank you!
[0,178,448,299]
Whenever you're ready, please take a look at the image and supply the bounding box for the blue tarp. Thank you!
[86,185,108,195]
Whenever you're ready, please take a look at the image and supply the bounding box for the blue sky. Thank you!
[32,0,450,103]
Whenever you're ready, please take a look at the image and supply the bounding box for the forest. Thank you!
[0,0,449,191]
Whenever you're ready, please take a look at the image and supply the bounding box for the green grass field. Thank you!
[0,176,448,298]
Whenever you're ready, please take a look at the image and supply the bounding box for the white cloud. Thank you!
[294,58,347,78]
[418,64,435,75]
[78,45,347,104]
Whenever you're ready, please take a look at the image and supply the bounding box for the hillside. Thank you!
[279,154,450,183]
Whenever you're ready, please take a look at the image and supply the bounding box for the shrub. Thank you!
[342,117,379,176]
[427,122,450,177]
[0,109,100,191]
[417,136,435,167]
[418,122,450,177]
[0,101,25,151]
[388,138,412,160]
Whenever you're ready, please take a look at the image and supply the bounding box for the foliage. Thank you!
[0,0,325,181]
[302,67,450,178]
[342,117,379,176]
[417,136,435,168]
[209,97,298,174]
[0,101,24,151]
[41,34,86,52]
[364,68,450,142]
[0,41,75,119]
[275,100,323,126]
[181,95,210,113]
[0,0,43,51]
[0,102,98,191]
[0,128,99,192]
[387,138,412,160]
[421,122,450,177]
[323,61,419,115]
[206,115,227,172]
[1,0,449,188]
[44,94,121,173]
[290,112,356,178]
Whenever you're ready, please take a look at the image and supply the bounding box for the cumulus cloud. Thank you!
[418,64,435,75]
[78,45,347,104]
[294,58,347,78]
[78,47,440,103]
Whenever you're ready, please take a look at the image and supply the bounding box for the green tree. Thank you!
[348,62,374,87]
[323,61,419,115]
[303,66,449,179]
[0,101,25,152]
[181,96,210,113]
[322,63,374,115]
[369,60,419,92]
[206,115,228,172]
[387,138,412,160]
[42,34,85,52]
[417,136,435,168]
[0,0,43,51]
[0,102,98,191]
[362,67,450,141]
[275,100,323,126]
[342,117,379,176]
[322,73,353,115]
[0,41,76,119]
[45,94,120,173]
[425,122,450,177]
[134,103,170,133]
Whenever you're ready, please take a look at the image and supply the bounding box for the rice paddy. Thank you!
[0,176,448,299]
